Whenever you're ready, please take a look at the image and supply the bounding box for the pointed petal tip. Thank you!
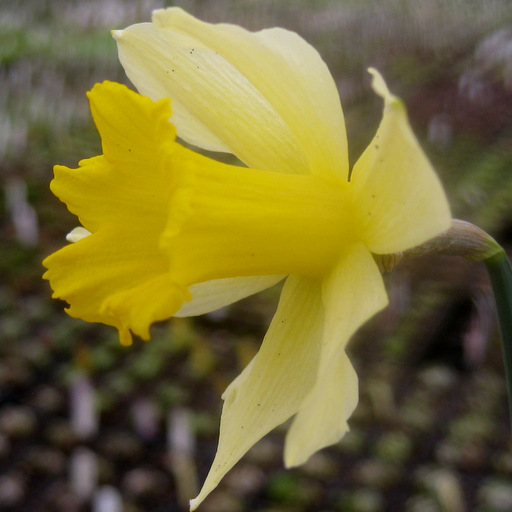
[283,420,351,470]
[367,67,399,105]
[283,451,304,469]
[283,429,307,469]
[189,483,216,511]
[111,29,123,40]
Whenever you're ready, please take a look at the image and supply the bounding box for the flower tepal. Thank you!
[43,7,452,510]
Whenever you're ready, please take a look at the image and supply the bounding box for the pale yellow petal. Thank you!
[66,226,91,243]
[175,275,284,317]
[350,68,451,254]
[114,7,348,176]
[285,351,358,467]
[285,243,388,466]
[321,242,388,355]
[190,275,324,510]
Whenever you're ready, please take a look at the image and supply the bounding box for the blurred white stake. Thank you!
[70,372,98,440]
[5,178,39,247]
[131,398,158,441]
[70,447,98,501]
[168,407,199,508]
[428,469,466,512]
[92,486,123,512]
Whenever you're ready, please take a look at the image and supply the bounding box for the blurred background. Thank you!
[2,0,512,511]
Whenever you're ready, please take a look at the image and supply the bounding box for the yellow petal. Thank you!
[114,7,348,176]
[190,275,324,510]
[175,275,284,317]
[285,243,388,466]
[350,68,451,254]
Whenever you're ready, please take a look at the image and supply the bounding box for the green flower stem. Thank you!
[484,250,512,428]
[378,220,512,429]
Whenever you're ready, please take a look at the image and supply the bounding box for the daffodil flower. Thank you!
[43,8,451,509]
